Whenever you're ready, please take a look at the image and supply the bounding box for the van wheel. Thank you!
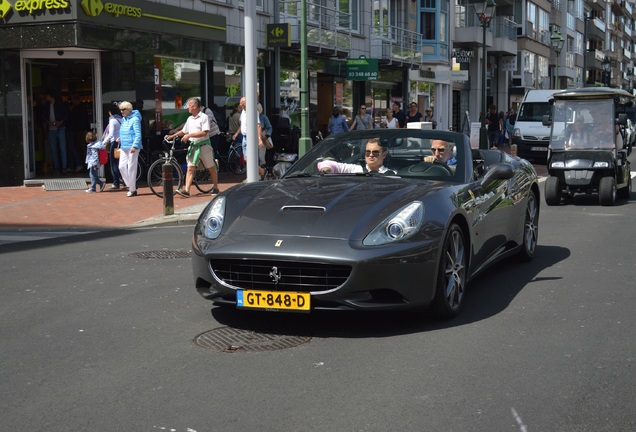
[599,176,616,206]
[544,176,561,206]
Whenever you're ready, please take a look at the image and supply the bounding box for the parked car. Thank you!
[192,129,540,319]
[544,87,633,206]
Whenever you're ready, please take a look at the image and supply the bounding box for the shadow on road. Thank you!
[210,244,571,338]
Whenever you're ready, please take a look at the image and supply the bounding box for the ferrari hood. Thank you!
[222,177,441,240]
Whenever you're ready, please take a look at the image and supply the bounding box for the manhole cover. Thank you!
[130,250,192,259]
[194,327,312,352]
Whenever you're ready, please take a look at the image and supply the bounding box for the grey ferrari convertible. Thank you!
[192,129,540,319]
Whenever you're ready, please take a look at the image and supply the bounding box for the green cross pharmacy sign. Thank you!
[346,56,378,81]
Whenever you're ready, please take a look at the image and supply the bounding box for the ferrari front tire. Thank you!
[516,190,539,262]
[544,176,561,206]
[431,223,466,320]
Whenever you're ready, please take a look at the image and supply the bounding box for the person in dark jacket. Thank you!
[43,92,69,175]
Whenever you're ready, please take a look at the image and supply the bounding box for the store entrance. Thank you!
[21,50,100,179]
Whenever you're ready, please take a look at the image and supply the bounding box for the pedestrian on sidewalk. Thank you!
[102,106,123,189]
[349,104,374,131]
[166,97,220,197]
[84,131,106,193]
[117,101,143,197]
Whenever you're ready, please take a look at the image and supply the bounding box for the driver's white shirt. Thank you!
[317,160,390,174]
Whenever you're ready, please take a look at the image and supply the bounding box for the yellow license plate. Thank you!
[236,290,310,312]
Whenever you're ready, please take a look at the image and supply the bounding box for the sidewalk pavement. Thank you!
[0,157,547,231]
[0,173,244,230]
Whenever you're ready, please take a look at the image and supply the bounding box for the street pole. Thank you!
[477,1,495,150]
[298,0,312,156]
[244,0,258,182]
[480,23,488,150]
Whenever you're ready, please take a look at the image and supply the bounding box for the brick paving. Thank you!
[0,173,243,230]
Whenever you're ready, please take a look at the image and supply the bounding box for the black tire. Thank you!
[599,176,616,206]
[228,150,245,175]
[193,167,214,194]
[618,173,632,200]
[431,223,467,319]
[544,176,561,206]
[147,159,183,198]
[516,190,539,262]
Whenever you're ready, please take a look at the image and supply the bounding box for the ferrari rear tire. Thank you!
[516,191,539,262]
[431,223,466,320]
[599,176,616,206]
[544,176,561,206]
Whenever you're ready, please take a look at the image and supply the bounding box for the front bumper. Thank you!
[192,234,441,311]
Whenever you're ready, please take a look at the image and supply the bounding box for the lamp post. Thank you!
[602,57,611,87]
[550,31,565,89]
[478,0,496,150]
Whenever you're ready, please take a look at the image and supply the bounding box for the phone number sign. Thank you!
[346,57,379,81]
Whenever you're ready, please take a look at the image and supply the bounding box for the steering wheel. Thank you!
[400,161,453,177]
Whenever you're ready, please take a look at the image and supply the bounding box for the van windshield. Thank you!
[518,102,552,122]
[548,99,617,151]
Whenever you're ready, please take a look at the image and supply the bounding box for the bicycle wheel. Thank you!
[147,159,183,197]
[193,166,214,194]
[136,153,146,182]
[228,149,246,175]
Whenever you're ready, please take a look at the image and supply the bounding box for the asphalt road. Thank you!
[1,189,635,431]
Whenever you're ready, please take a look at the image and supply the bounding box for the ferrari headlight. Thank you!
[593,161,609,168]
[363,202,424,246]
[551,161,565,168]
[200,196,226,239]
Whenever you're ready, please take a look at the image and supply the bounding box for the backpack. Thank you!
[98,149,108,165]
[202,106,221,138]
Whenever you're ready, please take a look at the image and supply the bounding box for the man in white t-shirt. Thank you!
[232,96,265,178]
[166,97,220,197]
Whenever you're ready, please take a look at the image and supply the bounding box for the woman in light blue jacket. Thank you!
[117,101,143,197]
[102,106,123,189]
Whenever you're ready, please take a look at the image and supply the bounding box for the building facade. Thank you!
[1,0,634,185]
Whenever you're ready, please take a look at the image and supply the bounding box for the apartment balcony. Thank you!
[370,25,422,67]
[589,0,607,12]
[279,2,351,58]
[453,7,493,49]
[608,21,624,37]
[587,18,606,41]
[610,0,627,17]
[489,16,517,56]
[585,49,605,72]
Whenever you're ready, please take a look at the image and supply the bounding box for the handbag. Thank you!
[266,137,274,149]
[113,144,121,159]
[98,149,109,165]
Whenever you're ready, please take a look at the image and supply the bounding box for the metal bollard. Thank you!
[162,162,174,216]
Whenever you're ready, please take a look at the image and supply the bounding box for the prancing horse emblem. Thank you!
[269,266,282,285]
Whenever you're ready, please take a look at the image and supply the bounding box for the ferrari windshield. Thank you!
[549,99,617,151]
[285,130,468,182]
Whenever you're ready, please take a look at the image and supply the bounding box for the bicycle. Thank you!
[216,134,246,175]
[147,136,215,197]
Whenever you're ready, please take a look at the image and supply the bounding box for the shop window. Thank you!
[156,57,204,131]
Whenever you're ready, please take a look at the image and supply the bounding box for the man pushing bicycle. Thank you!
[166,97,220,197]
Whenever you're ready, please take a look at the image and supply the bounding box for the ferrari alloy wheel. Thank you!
[544,176,561,206]
[431,223,466,319]
[599,176,616,206]
[517,191,538,262]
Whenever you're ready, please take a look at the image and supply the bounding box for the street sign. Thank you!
[346,56,378,81]
[266,23,291,47]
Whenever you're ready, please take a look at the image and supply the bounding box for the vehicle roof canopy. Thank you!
[551,87,635,106]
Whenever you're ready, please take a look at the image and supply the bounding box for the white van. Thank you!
[512,89,561,160]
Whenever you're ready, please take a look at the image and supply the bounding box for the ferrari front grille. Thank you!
[209,259,351,292]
